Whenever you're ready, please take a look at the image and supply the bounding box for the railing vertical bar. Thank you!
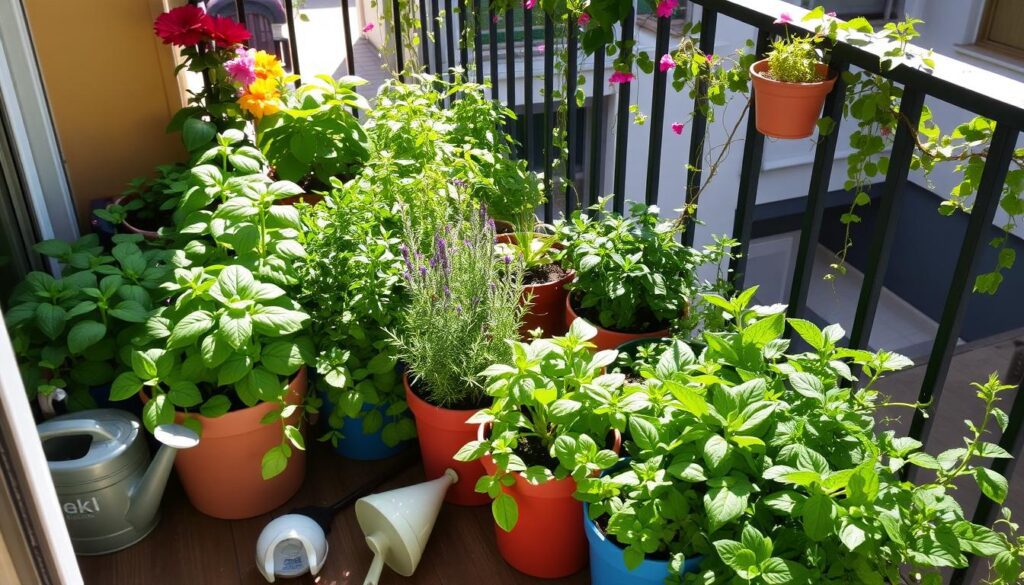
[543,16,555,222]
[234,0,247,26]
[523,8,534,166]
[473,0,483,84]
[847,87,926,350]
[419,0,431,72]
[728,29,771,289]
[611,7,635,215]
[785,58,850,320]
[681,9,718,246]
[392,0,406,81]
[644,17,671,207]
[587,44,607,208]
[906,122,1021,446]
[565,20,579,214]
[444,0,456,85]
[283,0,301,77]
[457,0,468,71]
[432,0,444,87]
[341,0,358,76]
[504,12,518,146]
[489,7,499,100]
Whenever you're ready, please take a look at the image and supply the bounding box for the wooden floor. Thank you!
[78,332,1024,585]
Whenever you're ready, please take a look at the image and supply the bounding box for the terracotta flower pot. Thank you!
[565,296,671,351]
[497,233,575,338]
[403,373,488,506]
[113,196,160,241]
[156,367,309,519]
[479,424,622,578]
[749,59,837,140]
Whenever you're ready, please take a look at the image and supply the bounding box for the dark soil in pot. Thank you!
[524,263,569,286]
[569,293,671,334]
[407,375,491,412]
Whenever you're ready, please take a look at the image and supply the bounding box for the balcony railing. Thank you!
[216,0,1024,580]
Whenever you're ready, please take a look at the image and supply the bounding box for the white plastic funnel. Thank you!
[356,468,457,585]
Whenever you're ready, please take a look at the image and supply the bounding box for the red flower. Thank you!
[208,16,251,47]
[153,5,211,46]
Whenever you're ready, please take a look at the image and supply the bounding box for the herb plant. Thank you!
[764,37,824,84]
[455,318,629,531]
[390,207,525,408]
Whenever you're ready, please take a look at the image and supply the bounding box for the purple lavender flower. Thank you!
[400,243,413,273]
[456,304,463,315]
[452,178,467,188]
[436,236,450,275]
[403,271,413,282]
[503,255,512,265]
[444,285,451,299]
[487,218,496,233]
[419,266,428,278]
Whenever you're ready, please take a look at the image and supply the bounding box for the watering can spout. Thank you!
[127,424,199,528]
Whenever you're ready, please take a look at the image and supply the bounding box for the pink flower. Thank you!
[659,54,676,72]
[656,0,678,18]
[827,11,837,17]
[363,22,375,33]
[492,14,499,23]
[671,122,684,135]
[705,53,715,65]
[524,0,536,9]
[225,47,256,87]
[577,12,591,26]
[881,126,892,137]
[534,43,545,54]
[609,71,634,84]
[774,12,793,24]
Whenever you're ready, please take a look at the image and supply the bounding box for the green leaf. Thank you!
[131,350,158,380]
[628,416,660,450]
[213,265,256,301]
[741,525,771,562]
[36,303,67,340]
[251,306,307,335]
[182,117,216,151]
[952,521,1006,556]
[666,381,709,417]
[67,320,106,354]
[218,354,252,386]
[110,372,143,401]
[168,311,215,349]
[261,445,289,479]
[108,300,150,323]
[759,557,795,584]
[840,520,867,551]
[492,493,518,532]
[261,340,306,376]
[200,394,232,417]
[974,467,1008,504]
[787,318,824,350]
[802,493,836,542]
[788,372,825,400]
[742,312,785,346]
[704,475,751,533]
[143,393,175,433]
[284,425,305,450]
[713,540,748,571]
[167,380,202,408]
[703,434,731,474]
[219,313,253,349]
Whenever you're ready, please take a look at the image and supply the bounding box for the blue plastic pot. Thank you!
[583,503,702,585]
[320,397,410,461]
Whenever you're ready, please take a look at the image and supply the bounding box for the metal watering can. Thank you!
[38,409,199,555]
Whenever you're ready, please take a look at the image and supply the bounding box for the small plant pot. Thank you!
[749,59,837,140]
[584,502,703,584]
[320,394,411,461]
[147,367,309,519]
[479,423,622,579]
[497,233,575,338]
[403,373,488,506]
[113,196,160,240]
[565,296,671,351]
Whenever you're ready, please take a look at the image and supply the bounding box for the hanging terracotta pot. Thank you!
[403,373,488,506]
[497,233,575,338]
[145,367,309,520]
[749,59,836,140]
[564,296,671,351]
[479,424,622,578]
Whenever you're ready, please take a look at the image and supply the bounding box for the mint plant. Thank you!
[455,318,629,532]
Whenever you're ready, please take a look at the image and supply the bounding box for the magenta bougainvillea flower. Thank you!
[609,71,635,84]
[656,0,678,18]
[363,22,375,32]
[774,12,793,24]
[225,47,257,87]
[659,54,676,72]
[672,122,685,135]
[578,12,591,26]
[525,0,536,9]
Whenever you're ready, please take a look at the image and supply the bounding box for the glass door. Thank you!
[0,108,42,309]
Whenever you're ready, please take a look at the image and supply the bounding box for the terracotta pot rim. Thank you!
[749,59,836,87]
[113,195,161,239]
[402,372,482,428]
[565,295,672,338]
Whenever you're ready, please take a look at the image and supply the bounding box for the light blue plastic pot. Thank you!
[584,499,702,584]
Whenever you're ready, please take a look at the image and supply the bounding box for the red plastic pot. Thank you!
[403,373,488,506]
[749,59,837,140]
[479,424,622,578]
[497,233,575,338]
[142,367,308,519]
[564,296,671,351]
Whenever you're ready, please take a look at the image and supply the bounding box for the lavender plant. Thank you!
[390,207,525,408]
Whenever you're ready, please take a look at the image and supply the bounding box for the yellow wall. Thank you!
[23,0,187,227]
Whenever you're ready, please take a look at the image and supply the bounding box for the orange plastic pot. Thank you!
[403,373,488,506]
[146,367,308,519]
[497,233,575,338]
[479,424,622,578]
[565,296,671,351]
[749,59,836,140]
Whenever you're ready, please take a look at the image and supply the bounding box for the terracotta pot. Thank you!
[275,193,324,206]
[113,196,160,241]
[497,233,575,338]
[749,59,837,140]
[154,367,309,519]
[403,373,488,506]
[479,424,622,578]
[565,296,671,351]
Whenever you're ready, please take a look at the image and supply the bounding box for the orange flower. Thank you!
[253,50,284,80]
[238,78,281,119]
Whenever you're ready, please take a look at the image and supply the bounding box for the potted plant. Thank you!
[95,164,192,240]
[750,12,838,139]
[454,318,626,578]
[390,207,525,505]
[116,263,313,519]
[5,235,169,415]
[555,201,716,350]
[495,229,574,338]
[300,178,416,460]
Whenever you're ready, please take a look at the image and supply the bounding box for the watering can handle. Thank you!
[38,419,116,443]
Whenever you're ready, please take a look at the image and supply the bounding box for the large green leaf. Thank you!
[219,313,253,349]
[251,306,307,335]
[36,303,66,340]
[974,467,1008,504]
[67,320,106,354]
[168,311,214,349]
[801,493,836,542]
